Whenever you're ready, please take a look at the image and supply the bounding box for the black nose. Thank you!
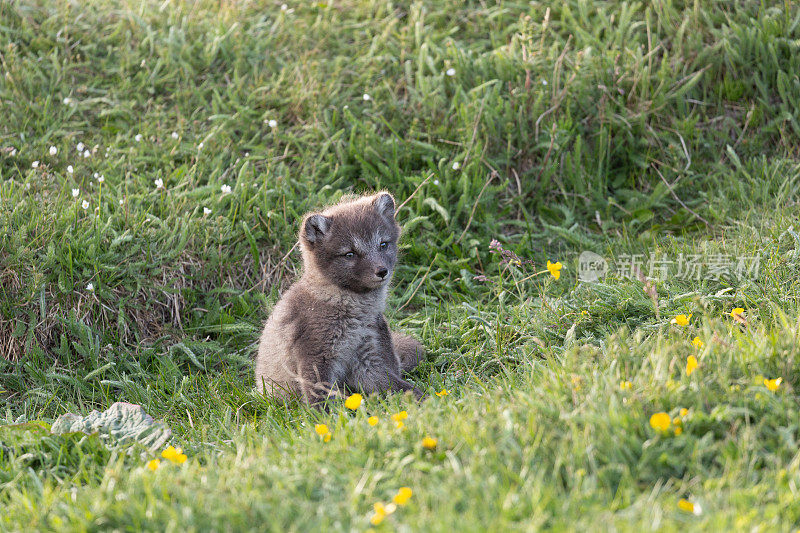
[376,267,388,279]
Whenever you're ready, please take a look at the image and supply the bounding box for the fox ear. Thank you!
[303,214,331,244]
[373,192,395,218]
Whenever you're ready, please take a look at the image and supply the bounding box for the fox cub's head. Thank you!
[299,192,401,293]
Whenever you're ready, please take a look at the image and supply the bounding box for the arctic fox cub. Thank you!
[255,192,424,404]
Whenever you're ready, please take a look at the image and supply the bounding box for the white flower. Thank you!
[83,149,91,158]
[140,59,146,68]
[25,183,31,190]
[49,146,58,156]
[693,503,703,516]
[221,184,232,194]
[198,142,204,150]
[280,3,288,10]
[135,134,143,142]
[362,93,371,101]
[119,199,124,205]
[97,175,105,183]
[343,105,349,110]
[10,148,16,156]
[542,79,548,85]
[452,161,460,170]
[154,178,164,189]
[72,188,79,198]
[32,161,39,168]
[433,179,440,185]
[81,200,89,210]
[77,142,85,152]
[93,172,99,179]
[244,152,250,157]
[86,282,94,291]
[171,132,179,139]
[268,119,278,128]
[63,97,71,105]
[446,68,456,76]
[67,165,74,174]
[203,207,212,215]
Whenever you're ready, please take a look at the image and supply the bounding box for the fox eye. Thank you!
[379,241,389,250]
[344,252,355,259]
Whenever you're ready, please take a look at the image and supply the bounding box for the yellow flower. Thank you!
[764,377,782,392]
[547,260,562,280]
[393,487,413,506]
[678,498,701,515]
[435,389,450,397]
[679,408,688,417]
[345,393,363,410]
[315,424,332,441]
[674,426,683,436]
[394,420,405,430]
[691,337,704,349]
[672,417,682,426]
[146,459,160,471]
[421,436,438,449]
[686,355,698,376]
[619,380,632,391]
[370,501,396,525]
[161,446,187,464]
[649,412,671,432]
[671,314,692,326]
[581,310,589,316]
[367,416,379,426]
[730,307,744,318]
[390,411,408,422]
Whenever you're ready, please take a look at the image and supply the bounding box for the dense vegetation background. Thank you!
[2,0,800,529]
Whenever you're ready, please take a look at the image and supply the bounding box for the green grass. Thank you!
[2,0,800,529]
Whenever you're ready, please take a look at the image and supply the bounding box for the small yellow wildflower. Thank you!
[730,307,744,318]
[619,380,633,391]
[691,337,704,349]
[390,411,408,422]
[345,393,363,410]
[161,446,187,464]
[435,389,450,397]
[649,412,671,432]
[370,512,384,526]
[674,426,683,436]
[370,501,396,525]
[581,310,589,316]
[367,416,379,426]
[315,424,332,441]
[146,459,160,471]
[686,355,698,376]
[547,260,563,280]
[678,498,701,515]
[671,313,692,326]
[679,408,688,417]
[421,436,438,449]
[764,377,782,392]
[394,420,405,430]
[393,487,413,506]
[672,417,682,426]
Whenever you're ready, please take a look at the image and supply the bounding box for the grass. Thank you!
[2,0,800,529]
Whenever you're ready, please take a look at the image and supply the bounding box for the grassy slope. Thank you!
[2,0,800,530]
